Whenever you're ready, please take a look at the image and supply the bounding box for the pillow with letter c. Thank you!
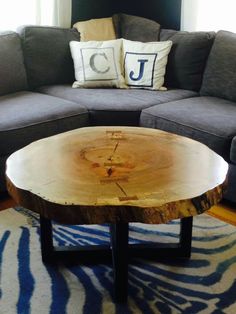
[122,39,172,90]
[69,39,126,88]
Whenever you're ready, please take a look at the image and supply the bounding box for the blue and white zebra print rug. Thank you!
[0,208,236,314]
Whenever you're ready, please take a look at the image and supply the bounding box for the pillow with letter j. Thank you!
[122,39,172,90]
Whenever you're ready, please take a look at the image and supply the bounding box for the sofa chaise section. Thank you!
[140,30,236,202]
[140,96,236,162]
[0,29,89,192]
[140,96,236,202]
[0,91,89,191]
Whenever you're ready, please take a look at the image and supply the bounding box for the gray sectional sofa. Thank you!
[0,24,236,203]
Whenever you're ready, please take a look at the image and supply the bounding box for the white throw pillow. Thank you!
[122,39,172,90]
[70,39,126,88]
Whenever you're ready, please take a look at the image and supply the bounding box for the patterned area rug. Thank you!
[0,208,236,314]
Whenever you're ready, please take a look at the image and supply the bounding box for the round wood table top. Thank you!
[6,127,228,224]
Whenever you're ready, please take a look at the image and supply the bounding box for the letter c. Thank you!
[90,53,110,74]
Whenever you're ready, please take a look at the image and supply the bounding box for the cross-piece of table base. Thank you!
[6,127,228,303]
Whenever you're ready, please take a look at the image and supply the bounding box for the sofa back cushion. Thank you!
[19,26,80,89]
[160,29,215,91]
[200,30,236,102]
[112,13,160,42]
[0,31,28,96]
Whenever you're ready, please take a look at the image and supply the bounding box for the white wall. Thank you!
[181,0,236,32]
[181,0,199,31]
[0,0,71,31]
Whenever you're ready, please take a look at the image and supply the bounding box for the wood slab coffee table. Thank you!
[6,126,228,302]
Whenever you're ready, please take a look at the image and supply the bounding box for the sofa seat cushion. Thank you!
[0,91,89,156]
[37,85,198,126]
[140,96,236,161]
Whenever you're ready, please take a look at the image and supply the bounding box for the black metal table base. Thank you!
[40,216,193,303]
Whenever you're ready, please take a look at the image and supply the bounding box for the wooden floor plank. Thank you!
[208,201,236,226]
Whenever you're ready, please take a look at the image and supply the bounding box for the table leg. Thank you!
[39,215,192,303]
[127,217,193,260]
[180,216,193,258]
[40,215,54,263]
[39,215,112,264]
[110,223,129,303]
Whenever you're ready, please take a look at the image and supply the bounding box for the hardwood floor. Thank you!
[208,201,236,226]
[1,194,236,226]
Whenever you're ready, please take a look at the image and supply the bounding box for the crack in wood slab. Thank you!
[116,182,127,197]
[106,141,120,178]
